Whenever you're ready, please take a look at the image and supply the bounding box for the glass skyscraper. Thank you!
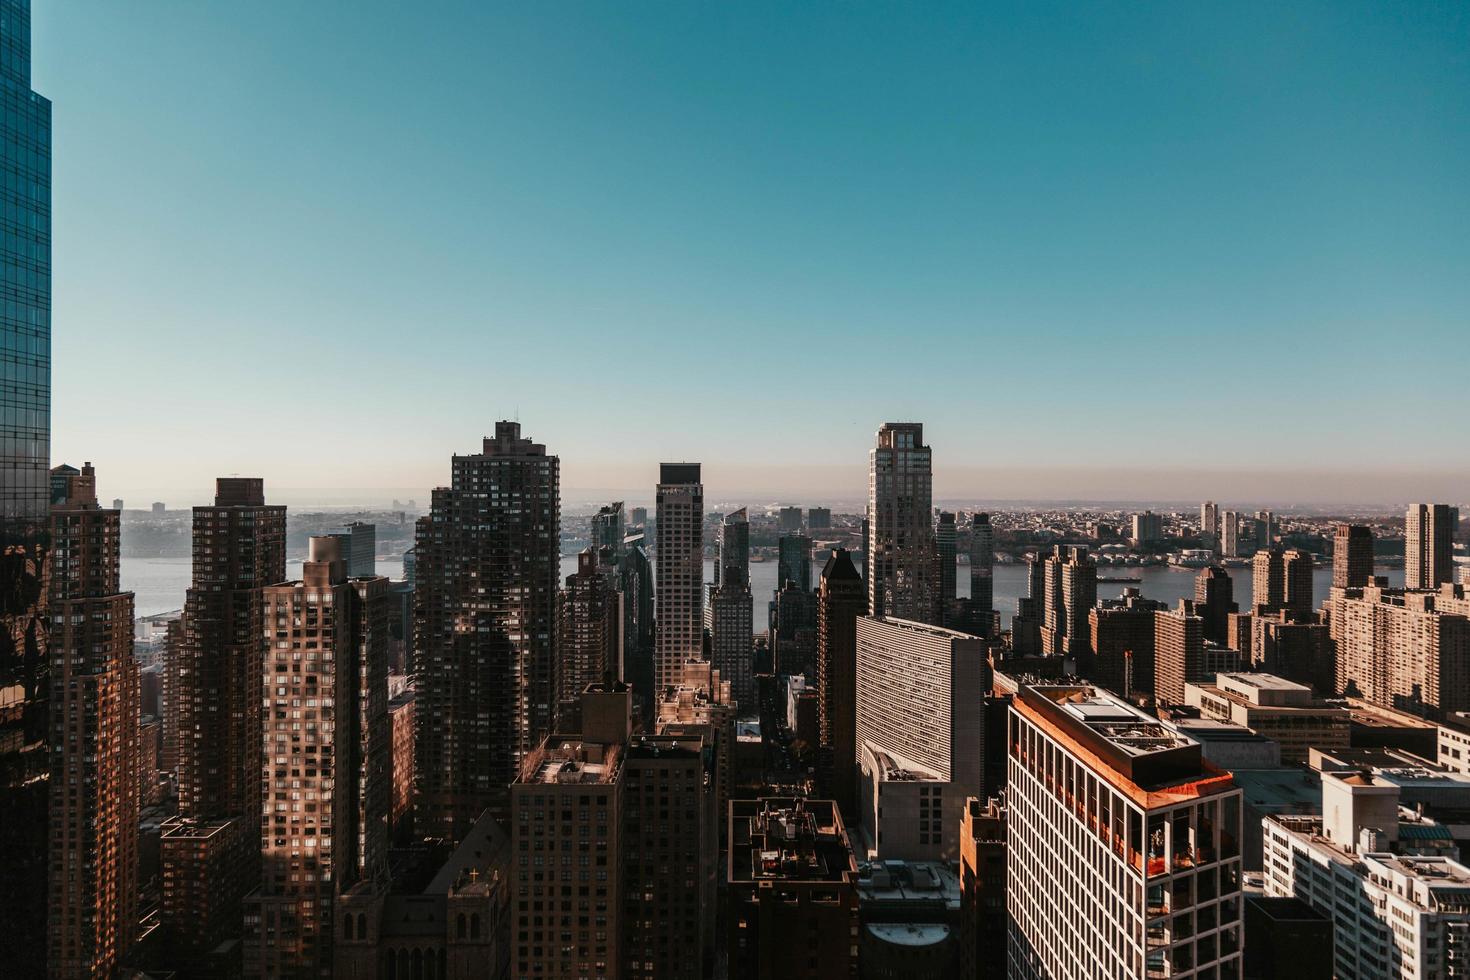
[0,0,51,975]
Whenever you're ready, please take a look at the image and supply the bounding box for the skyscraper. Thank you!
[47,464,139,979]
[1254,509,1275,550]
[855,616,987,860]
[1252,548,1312,616]
[654,463,703,691]
[868,422,936,622]
[776,533,812,592]
[1200,501,1220,546]
[329,520,376,578]
[969,512,994,620]
[555,548,622,727]
[816,549,865,821]
[1088,589,1165,698]
[1332,523,1374,589]
[936,510,957,622]
[1008,684,1243,979]
[1129,510,1163,546]
[1330,583,1470,719]
[1406,503,1458,590]
[1039,545,1097,659]
[0,3,52,968]
[161,477,286,963]
[414,422,560,839]
[1194,564,1237,646]
[711,510,754,708]
[1220,510,1242,558]
[245,537,391,977]
[591,500,625,556]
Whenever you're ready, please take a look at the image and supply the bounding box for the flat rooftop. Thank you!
[854,860,961,910]
[519,741,620,785]
[864,744,945,783]
[729,798,855,885]
[1217,672,1308,692]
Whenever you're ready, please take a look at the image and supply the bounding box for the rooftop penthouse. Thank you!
[517,739,622,786]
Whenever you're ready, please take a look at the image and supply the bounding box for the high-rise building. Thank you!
[655,463,703,691]
[510,685,713,980]
[591,500,625,556]
[1329,583,1470,719]
[1332,524,1374,590]
[1405,503,1458,590]
[969,513,994,621]
[245,536,391,978]
[555,548,622,727]
[1254,510,1275,550]
[1154,605,1215,705]
[0,3,52,967]
[711,514,755,709]
[1194,565,1237,646]
[936,511,958,622]
[1241,896,1333,980]
[1007,684,1243,979]
[717,508,750,589]
[620,534,656,713]
[628,505,647,528]
[958,797,1007,980]
[1039,545,1097,659]
[414,422,560,839]
[161,477,286,963]
[1263,771,1470,980]
[777,506,804,534]
[1221,510,1242,558]
[329,520,377,577]
[47,464,139,979]
[1130,510,1163,546]
[807,507,832,530]
[855,616,986,860]
[1200,501,1220,546]
[1088,589,1165,698]
[771,581,818,678]
[816,550,865,821]
[1251,548,1313,616]
[727,798,859,980]
[868,423,936,622]
[777,533,812,592]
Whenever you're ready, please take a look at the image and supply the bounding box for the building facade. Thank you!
[161,477,286,963]
[1008,684,1244,979]
[1333,524,1374,590]
[654,464,703,691]
[47,464,138,979]
[0,2,52,968]
[1329,583,1470,720]
[1405,503,1457,591]
[414,422,560,839]
[245,537,392,977]
[817,550,865,822]
[868,423,935,623]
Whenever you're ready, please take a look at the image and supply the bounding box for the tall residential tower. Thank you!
[654,464,703,690]
[867,423,935,622]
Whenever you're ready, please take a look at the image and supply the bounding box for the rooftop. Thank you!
[729,798,856,885]
[854,860,961,911]
[864,744,945,784]
[864,922,952,948]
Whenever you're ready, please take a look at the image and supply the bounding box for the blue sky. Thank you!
[37,2,1470,505]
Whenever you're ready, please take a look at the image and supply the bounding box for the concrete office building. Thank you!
[855,616,986,860]
[47,465,139,979]
[868,423,936,622]
[1007,684,1243,979]
[654,463,704,690]
[244,537,392,978]
[1184,673,1349,764]
[1263,771,1470,980]
[414,422,560,838]
[1405,503,1458,590]
[161,477,286,964]
[330,520,377,578]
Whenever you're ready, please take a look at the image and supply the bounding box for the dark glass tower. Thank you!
[0,1,51,974]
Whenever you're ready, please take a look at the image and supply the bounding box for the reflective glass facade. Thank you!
[0,1,50,975]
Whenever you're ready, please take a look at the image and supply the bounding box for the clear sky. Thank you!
[36,2,1470,507]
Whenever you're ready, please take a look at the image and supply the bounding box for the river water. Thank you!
[123,552,1404,631]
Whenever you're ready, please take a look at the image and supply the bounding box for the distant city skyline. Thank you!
[34,2,1470,503]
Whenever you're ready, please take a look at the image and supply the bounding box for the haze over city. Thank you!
[35,1,1470,505]
[8,3,1470,980]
